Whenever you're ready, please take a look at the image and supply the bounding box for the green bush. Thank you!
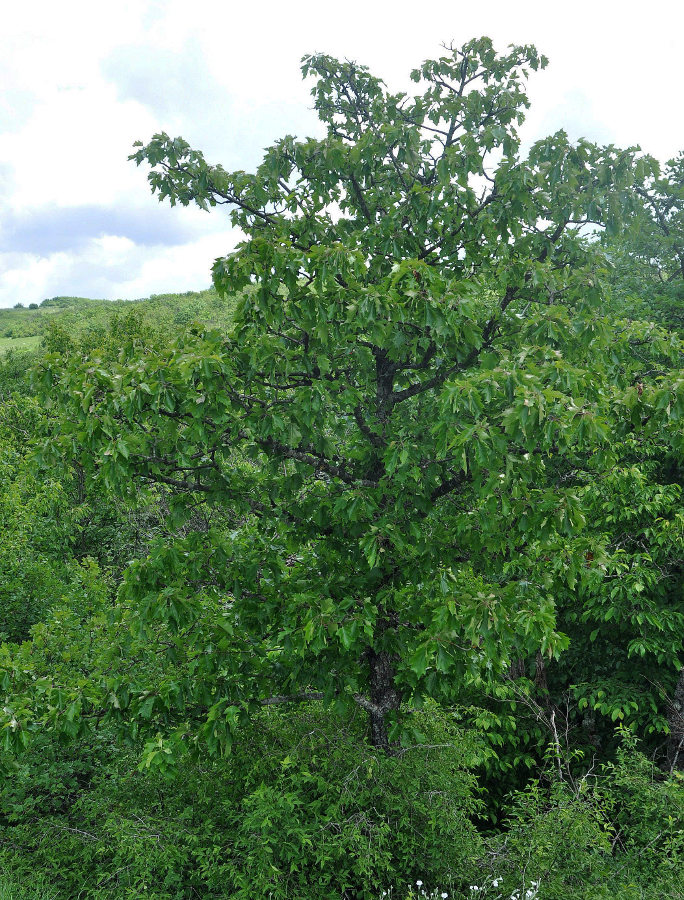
[597,732,684,890]
[472,733,684,900]
[0,705,484,899]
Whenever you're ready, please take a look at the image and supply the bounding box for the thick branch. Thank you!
[260,437,378,488]
[430,472,467,502]
[261,692,325,706]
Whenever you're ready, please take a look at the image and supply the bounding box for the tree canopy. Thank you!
[603,151,684,329]
[6,38,682,765]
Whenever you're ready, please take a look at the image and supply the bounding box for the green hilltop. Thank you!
[0,289,232,355]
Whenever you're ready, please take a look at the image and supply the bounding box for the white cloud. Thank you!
[0,229,239,307]
[112,230,241,299]
[0,86,159,209]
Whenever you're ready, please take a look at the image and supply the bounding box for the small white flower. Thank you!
[416,882,423,888]
[441,893,448,899]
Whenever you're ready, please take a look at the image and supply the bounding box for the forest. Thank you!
[0,38,682,899]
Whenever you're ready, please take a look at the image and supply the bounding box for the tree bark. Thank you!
[534,650,549,697]
[667,666,684,774]
[368,649,401,750]
[508,656,525,680]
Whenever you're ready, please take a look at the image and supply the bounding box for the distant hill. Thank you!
[39,296,104,308]
[0,288,234,354]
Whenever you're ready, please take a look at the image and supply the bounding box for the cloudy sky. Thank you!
[1,0,682,308]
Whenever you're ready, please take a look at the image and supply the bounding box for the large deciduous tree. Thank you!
[26,38,681,757]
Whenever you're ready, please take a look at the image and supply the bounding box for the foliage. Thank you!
[475,735,684,900]
[0,348,40,398]
[470,152,684,784]
[1,720,680,899]
[0,875,57,900]
[0,706,483,899]
[603,151,684,330]
[0,289,231,347]
[0,396,80,641]
[474,435,684,800]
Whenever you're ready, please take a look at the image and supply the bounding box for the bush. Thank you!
[472,733,684,900]
[0,705,484,899]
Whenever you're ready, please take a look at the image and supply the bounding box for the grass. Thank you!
[0,335,41,354]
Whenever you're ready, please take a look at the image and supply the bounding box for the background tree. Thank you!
[596,152,684,771]
[603,152,684,329]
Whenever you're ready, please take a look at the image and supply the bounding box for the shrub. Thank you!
[473,733,684,900]
[0,705,484,899]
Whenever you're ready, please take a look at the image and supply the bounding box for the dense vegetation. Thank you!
[0,290,225,351]
[0,38,682,899]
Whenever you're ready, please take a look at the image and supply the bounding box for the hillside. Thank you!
[0,289,231,354]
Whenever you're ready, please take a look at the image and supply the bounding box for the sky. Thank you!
[1,0,682,308]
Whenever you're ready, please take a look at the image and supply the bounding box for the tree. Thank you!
[603,152,684,329]
[21,38,680,758]
[562,152,684,771]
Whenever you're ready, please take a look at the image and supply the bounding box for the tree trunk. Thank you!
[666,666,684,773]
[368,649,401,750]
[534,650,549,697]
[508,656,525,680]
